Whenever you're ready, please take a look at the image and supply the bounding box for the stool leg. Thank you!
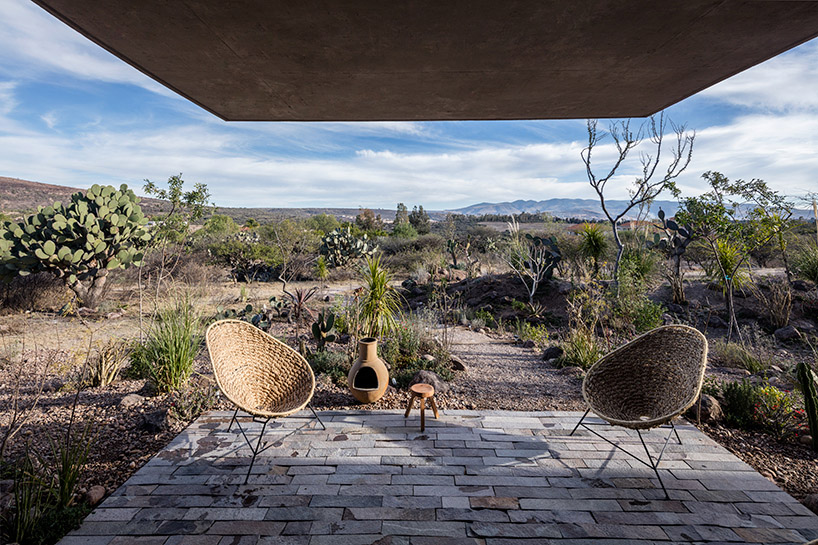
[404,394,417,418]
[419,398,426,432]
[430,396,439,419]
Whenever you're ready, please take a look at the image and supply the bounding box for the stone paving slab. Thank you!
[61,410,818,545]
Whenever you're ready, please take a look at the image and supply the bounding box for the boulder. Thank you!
[450,356,467,372]
[85,485,106,506]
[542,346,564,361]
[799,435,814,446]
[666,303,685,315]
[141,409,170,433]
[708,315,728,328]
[42,378,64,393]
[804,493,818,515]
[521,340,536,349]
[409,370,448,394]
[792,279,815,292]
[684,394,723,423]
[119,393,145,409]
[421,354,436,362]
[774,325,801,341]
[792,320,816,334]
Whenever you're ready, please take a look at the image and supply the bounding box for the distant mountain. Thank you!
[451,198,813,220]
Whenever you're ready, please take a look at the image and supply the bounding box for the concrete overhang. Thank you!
[32,1,818,121]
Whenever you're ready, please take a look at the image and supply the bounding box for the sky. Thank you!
[0,1,817,211]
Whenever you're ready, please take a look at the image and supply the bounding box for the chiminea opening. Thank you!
[353,366,379,391]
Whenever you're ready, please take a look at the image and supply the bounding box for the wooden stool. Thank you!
[404,383,439,432]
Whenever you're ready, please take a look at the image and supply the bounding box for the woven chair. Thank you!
[570,324,708,499]
[206,319,324,483]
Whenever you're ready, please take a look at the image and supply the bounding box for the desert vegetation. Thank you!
[1,170,818,543]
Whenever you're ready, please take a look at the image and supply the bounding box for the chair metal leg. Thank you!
[227,407,239,432]
[637,429,670,500]
[244,418,269,485]
[308,404,326,430]
[672,421,682,445]
[570,408,590,436]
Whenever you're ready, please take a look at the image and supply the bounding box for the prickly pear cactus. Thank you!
[0,184,151,308]
[311,311,337,351]
[797,359,818,451]
[319,226,377,268]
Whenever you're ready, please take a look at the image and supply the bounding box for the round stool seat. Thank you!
[410,383,435,398]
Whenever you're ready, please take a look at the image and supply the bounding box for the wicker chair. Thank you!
[206,319,324,483]
[570,324,708,499]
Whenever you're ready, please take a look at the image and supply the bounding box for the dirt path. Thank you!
[445,327,585,411]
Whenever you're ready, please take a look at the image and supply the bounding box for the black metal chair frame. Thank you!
[226,404,325,484]
[570,409,682,500]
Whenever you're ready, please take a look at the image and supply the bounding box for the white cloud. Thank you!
[0,0,173,96]
[702,40,818,112]
[0,81,18,116]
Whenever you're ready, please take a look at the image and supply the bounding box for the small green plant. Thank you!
[7,452,49,544]
[556,328,602,369]
[511,299,527,312]
[721,379,760,429]
[613,263,663,333]
[753,384,801,440]
[314,255,329,280]
[88,338,130,387]
[710,339,771,374]
[311,311,337,351]
[793,246,818,284]
[473,309,495,328]
[704,239,750,294]
[41,419,96,509]
[308,350,349,387]
[360,255,402,338]
[749,277,792,330]
[168,381,220,422]
[797,351,818,451]
[137,297,202,392]
[515,319,550,347]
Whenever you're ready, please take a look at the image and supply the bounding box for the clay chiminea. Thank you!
[348,337,389,403]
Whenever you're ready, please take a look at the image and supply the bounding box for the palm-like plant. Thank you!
[360,255,402,338]
[578,223,608,277]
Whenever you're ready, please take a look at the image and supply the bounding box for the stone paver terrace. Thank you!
[62,410,818,545]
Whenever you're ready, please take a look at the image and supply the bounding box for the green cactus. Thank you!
[311,311,337,351]
[647,208,696,304]
[797,358,818,451]
[0,184,151,309]
[319,226,377,268]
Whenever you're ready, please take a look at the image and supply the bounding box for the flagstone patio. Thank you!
[61,410,818,545]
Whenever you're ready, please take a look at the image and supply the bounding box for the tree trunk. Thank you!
[611,221,624,284]
[725,278,737,343]
[69,270,108,310]
[671,254,686,304]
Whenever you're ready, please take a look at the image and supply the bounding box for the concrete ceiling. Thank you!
[32,1,818,121]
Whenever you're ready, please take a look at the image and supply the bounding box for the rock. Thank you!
[421,354,435,362]
[120,393,145,409]
[409,370,448,394]
[770,365,783,374]
[768,376,790,389]
[137,381,158,397]
[542,346,564,361]
[708,315,728,329]
[85,485,106,506]
[792,320,816,334]
[106,311,124,320]
[42,378,64,393]
[774,325,801,341]
[804,494,818,515]
[684,394,723,423]
[800,435,814,446]
[141,409,170,433]
[666,303,685,314]
[521,340,536,349]
[792,279,815,291]
[450,356,467,372]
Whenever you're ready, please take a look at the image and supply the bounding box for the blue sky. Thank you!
[1,0,817,210]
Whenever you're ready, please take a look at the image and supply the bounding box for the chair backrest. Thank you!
[206,319,315,417]
[582,325,708,428]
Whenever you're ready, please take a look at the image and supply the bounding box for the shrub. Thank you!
[511,299,527,312]
[556,328,602,369]
[314,255,329,280]
[721,379,760,429]
[578,223,608,276]
[168,380,220,422]
[614,264,663,333]
[753,384,802,440]
[391,357,454,389]
[704,239,750,294]
[710,340,769,374]
[308,350,349,387]
[473,309,495,328]
[620,247,659,283]
[391,222,418,239]
[0,271,72,312]
[749,277,792,329]
[88,338,130,388]
[136,297,202,392]
[793,246,818,284]
[514,319,549,347]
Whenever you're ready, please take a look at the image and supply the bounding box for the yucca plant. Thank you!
[139,296,202,392]
[578,223,608,277]
[360,255,402,338]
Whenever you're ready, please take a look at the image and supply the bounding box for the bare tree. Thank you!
[581,113,695,281]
